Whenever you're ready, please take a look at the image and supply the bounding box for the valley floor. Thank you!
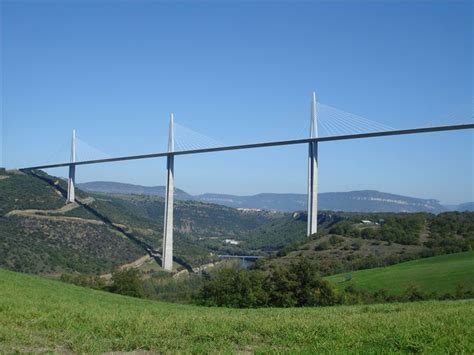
[0,269,473,353]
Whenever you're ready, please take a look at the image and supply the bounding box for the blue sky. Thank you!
[1,0,472,204]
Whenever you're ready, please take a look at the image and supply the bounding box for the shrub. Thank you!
[352,239,363,250]
[329,235,344,246]
[110,268,144,298]
[403,285,428,302]
[265,265,298,307]
[196,258,342,308]
[289,258,340,307]
[60,273,106,290]
[197,267,267,308]
[455,284,474,299]
[315,241,330,251]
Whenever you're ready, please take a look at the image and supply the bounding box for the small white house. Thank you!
[224,239,240,245]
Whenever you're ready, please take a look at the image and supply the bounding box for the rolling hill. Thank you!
[0,171,146,274]
[457,202,474,211]
[78,181,192,199]
[79,181,448,213]
[261,211,474,276]
[2,169,473,279]
[0,268,472,353]
[0,169,287,274]
[326,251,474,296]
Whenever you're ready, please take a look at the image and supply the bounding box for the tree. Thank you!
[289,258,339,306]
[110,268,144,298]
[265,265,298,307]
[197,267,267,308]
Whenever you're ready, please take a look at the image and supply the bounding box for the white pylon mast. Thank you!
[307,93,318,236]
[67,129,76,203]
[162,114,175,271]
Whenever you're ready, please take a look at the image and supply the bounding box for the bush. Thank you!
[196,258,342,308]
[352,239,363,250]
[265,265,298,307]
[289,258,340,307]
[454,284,474,299]
[403,285,429,302]
[315,241,330,251]
[60,273,106,290]
[197,267,267,308]
[110,268,144,298]
[329,235,344,246]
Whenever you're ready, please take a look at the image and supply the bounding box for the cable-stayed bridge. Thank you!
[21,94,474,271]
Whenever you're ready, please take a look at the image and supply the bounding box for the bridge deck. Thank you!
[23,123,474,170]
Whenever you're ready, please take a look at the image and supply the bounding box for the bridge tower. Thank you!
[162,114,175,271]
[307,93,318,236]
[66,129,76,203]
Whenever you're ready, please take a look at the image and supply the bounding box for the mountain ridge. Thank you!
[78,181,459,213]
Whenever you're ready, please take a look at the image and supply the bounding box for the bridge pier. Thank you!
[162,114,174,271]
[67,129,76,203]
[307,93,318,236]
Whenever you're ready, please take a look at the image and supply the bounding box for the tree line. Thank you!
[61,257,474,308]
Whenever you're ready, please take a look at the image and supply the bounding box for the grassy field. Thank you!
[326,251,474,295]
[1,269,473,353]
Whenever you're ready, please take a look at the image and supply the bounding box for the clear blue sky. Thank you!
[1,0,472,204]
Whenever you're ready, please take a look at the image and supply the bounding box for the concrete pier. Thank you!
[67,129,76,203]
[307,93,318,236]
[162,114,174,271]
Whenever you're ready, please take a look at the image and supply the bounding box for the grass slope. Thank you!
[1,269,473,353]
[326,251,474,295]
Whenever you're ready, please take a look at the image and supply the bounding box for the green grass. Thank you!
[1,269,473,353]
[326,251,474,295]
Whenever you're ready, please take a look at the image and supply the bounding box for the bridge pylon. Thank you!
[162,113,175,271]
[66,129,76,203]
[307,93,318,236]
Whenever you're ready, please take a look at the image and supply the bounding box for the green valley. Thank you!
[1,169,474,279]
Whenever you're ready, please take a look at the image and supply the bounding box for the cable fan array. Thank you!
[316,103,395,137]
[75,137,112,162]
[42,135,112,167]
[173,122,224,152]
[41,101,472,163]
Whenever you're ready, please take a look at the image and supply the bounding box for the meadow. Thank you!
[326,251,474,295]
[1,268,473,353]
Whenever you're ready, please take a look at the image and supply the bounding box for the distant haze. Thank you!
[78,181,473,213]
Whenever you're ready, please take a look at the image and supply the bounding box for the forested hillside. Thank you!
[263,211,474,276]
[1,169,473,278]
[0,171,145,274]
[0,170,286,274]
